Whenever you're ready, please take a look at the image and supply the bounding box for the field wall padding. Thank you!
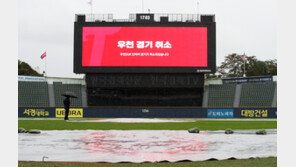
[18,107,277,118]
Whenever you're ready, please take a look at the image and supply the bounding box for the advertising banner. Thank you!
[235,108,277,118]
[82,27,207,67]
[55,108,83,118]
[18,107,276,118]
[19,107,55,117]
[207,109,234,118]
[222,76,273,84]
[18,75,46,82]
[82,107,207,118]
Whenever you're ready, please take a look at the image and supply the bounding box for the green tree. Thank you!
[217,53,246,77]
[246,60,269,76]
[265,59,277,75]
[217,54,277,77]
[18,60,43,76]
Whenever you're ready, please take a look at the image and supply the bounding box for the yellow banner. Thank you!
[23,109,50,117]
[241,109,268,118]
[55,108,83,118]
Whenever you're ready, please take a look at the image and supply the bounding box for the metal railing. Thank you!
[84,13,201,22]
[85,14,114,22]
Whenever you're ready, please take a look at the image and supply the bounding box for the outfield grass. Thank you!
[18,119,277,130]
[18,157,276,167]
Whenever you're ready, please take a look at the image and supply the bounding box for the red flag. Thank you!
[41,52,46,59]
[243,55,246,61]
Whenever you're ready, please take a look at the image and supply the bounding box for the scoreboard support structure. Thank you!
[85,73,204,106]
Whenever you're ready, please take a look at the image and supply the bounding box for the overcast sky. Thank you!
[18,0,277,78]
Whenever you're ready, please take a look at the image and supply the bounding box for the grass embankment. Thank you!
[18,119,277,130]
[19,157,277,167]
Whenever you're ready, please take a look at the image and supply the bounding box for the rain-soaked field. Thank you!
[18,118,277,165]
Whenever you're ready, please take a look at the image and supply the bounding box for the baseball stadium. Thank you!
[18,13,277,167]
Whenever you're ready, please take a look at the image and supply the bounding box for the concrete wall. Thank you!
[46,76,86,85]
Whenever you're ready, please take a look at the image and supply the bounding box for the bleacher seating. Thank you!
[207,84,236,107]
[53,82,82,107]
[239,82,276,107]
[18,81,49,106]
[18,76,276,107]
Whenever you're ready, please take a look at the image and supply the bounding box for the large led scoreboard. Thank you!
[74,14,216,73]
[73,14,216,106]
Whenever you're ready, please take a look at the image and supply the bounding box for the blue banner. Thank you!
[18,107,55,117]
[234,108,277,118]
[207,109,234,118]
[222,76,273,84]
[18,75,46,82]
[18,107,277,118]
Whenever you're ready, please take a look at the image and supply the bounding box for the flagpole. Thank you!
[89,0,93,21]
[91,1,93,21]
[45,51,47,77]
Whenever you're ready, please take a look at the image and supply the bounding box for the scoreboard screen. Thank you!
[82,27,207,67]
[74,20,215,73]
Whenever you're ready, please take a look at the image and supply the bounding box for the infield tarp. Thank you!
[18,129,277,163]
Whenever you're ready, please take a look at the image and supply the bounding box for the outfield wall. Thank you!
[18,107,277,118]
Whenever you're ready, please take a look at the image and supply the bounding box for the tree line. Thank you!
[207,53,277,78]
[18,54,277,78]
[18,60,43,76]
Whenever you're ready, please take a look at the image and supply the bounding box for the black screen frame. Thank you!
[74,21,216,73]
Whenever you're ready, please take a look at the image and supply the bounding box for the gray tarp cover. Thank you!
[18,129,276,163]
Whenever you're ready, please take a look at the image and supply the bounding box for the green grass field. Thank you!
[18,119,277,130]
[19,157,276,167]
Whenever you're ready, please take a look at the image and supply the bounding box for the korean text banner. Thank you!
[82,27,207,67]
[207,109,234,118]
